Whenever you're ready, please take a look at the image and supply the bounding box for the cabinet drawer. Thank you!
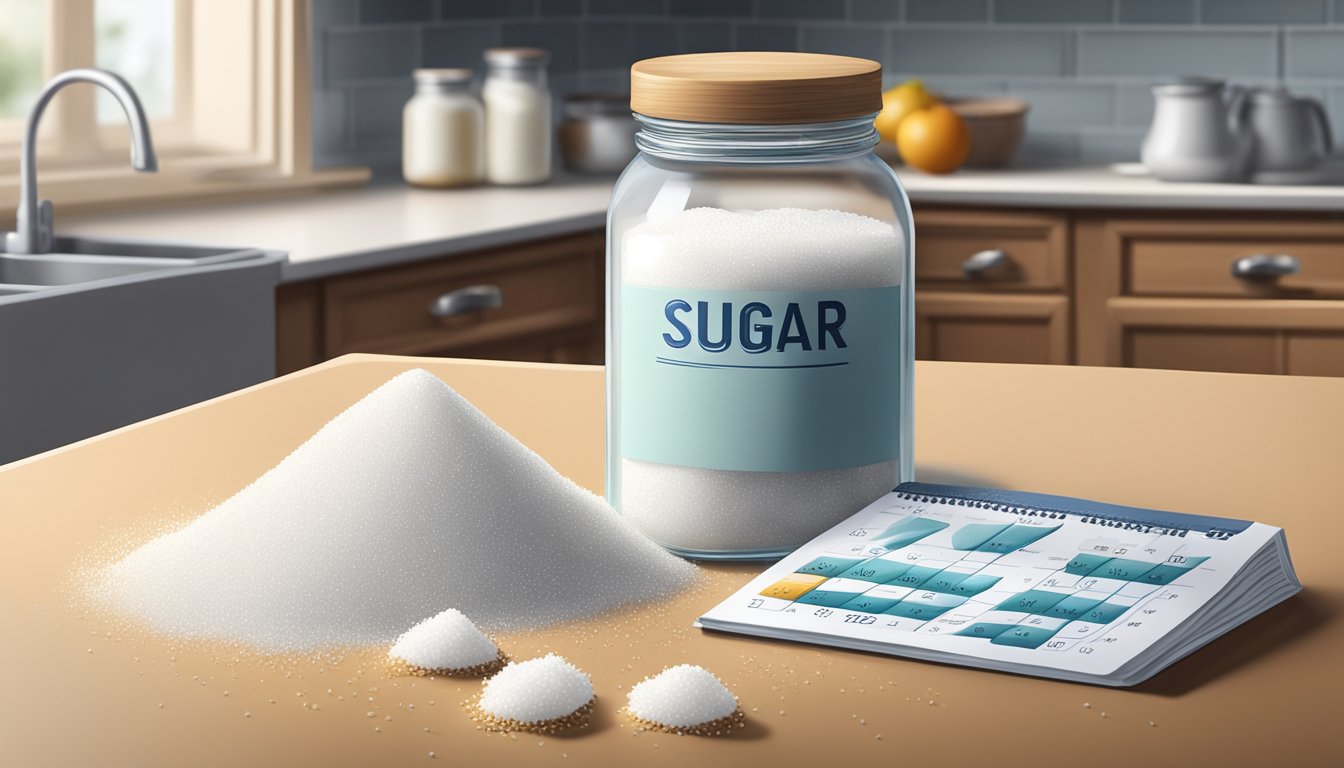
[1108,297,1344,377]
[916,292,1071,365]
[913,208,1068,291]
[1120,220,1344,298]
[322,232,602,357]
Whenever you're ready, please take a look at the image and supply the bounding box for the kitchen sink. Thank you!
[0,237,285,465]
[0,69,289,465]
[0,236,265,292]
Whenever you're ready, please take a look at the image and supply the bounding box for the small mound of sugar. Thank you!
[626,665,738,729]
[96,369,696,651]
[389,609,498,673]
[479,655,593,724]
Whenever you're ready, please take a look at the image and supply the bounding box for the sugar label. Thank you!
[619,285,902,473]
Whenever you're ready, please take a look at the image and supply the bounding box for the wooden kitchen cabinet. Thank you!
[276,231,604,375]
[1076,216,1344,376]
[276,210,1343,378]
[912,208,1072,364]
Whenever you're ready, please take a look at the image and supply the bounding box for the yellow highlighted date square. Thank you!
[760,573,828,601]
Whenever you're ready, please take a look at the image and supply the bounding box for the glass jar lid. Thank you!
[630,52,881,125]
[413,68,473,85]
[484,47,550,69]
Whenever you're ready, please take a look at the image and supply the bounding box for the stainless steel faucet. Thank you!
[5,69,158,255]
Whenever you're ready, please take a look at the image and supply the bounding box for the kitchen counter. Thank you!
[62,164,1344,284]
[1,356,1340,767]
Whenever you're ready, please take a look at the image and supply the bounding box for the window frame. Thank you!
[0,0,367,218]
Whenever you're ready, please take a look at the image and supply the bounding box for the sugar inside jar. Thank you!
[606,52,915,559]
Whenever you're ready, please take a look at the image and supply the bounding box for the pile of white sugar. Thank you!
[96,369,696,651]
[626,664,739,732]
[388,609,499,674]
[619,207,905,553]
[477,654,594,726]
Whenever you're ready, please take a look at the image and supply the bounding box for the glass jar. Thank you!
[482,47,551,186]
[606,52,916,561]
[402,68,484,188]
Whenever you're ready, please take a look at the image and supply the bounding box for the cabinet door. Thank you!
[1076,215,1344,376]
[916,292,1070,364]
[1110,297,1344,376]
[322,232,603,362]
[914,208,1069,292]
[275,281,323,375]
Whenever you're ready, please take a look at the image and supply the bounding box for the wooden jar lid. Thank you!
[630,52,882,125]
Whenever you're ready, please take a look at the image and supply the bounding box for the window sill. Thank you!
[0,163,372,224]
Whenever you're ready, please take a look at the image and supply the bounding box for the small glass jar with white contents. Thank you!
[606,52,916,560]
[482,47,552,185]
[402,68,484,188]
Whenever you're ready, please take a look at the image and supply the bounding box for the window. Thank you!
[0,1,43,123]
[0,0,366,212]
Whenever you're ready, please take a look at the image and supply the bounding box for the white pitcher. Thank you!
[1244,86,1333,181]
[1142,78,1251,182]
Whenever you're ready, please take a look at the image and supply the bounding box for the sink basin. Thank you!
[0,235,265,293]
[43,235,264,263]
[0,234,286,464]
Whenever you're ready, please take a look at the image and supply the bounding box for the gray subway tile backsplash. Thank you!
[314,0,1344,169]
[1078,28,1278,78]
[1076,129,1148,163]
[582,21,679,70]
[801,24,885,62]
[359,0,437,25]
[993,0,1113,24]
[1199,0,1329,25]
[1006,82,1114,128]
[349,81,412,144]
[311,88,348,155]
[326,26,419,83]
[905,0,989,23]
[1115,83,1159,128]
[311,0,358,30]
[849,0,903,22]
[1286,29,1344,78]
[757,0,848,21]
[501,20,582,71]
[436,0,517,19]
[587,0,666,16]
[735,22,799,51]
[890,28,1069,77]
[1117,0,1196,24]
[670,0,753,17]
[421,22,501,69]
[536,0,581,16]
[680,22,734,54]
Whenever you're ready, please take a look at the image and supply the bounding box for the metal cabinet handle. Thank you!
[962,249,1009,276]
[428,284,503,317]
[1231,254,1300,279]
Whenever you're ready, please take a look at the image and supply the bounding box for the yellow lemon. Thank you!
[874,79,935,145]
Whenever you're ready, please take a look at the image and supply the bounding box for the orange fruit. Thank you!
[874,79,935,144]
[895,104,971,174]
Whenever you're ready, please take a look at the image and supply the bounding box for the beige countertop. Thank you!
[61,164,1344,284]
[1,356,1341,766]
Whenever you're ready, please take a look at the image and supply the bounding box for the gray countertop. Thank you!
[63,164,1344,283]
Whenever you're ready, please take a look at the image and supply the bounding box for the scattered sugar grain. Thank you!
[478,654,593,725]
[95,369,696,650]
[625,665,738,731]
